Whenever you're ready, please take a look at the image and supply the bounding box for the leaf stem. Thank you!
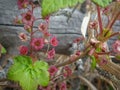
[107,32,120,39]
[97,5,103,33]
[30,6,34,55]
[106,11,120,29]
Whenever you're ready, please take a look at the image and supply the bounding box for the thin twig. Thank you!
[67,2,80,22]
[0,78,8,82]
[97,5,103,33]
[77,75,97,90]
[52,72,97,90]
[0,84,20,89]
[99,75,117,90]
[55,45,91,68]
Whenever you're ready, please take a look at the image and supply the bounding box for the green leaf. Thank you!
[90,56,97,70]
[41,0,85,18]
[33,61,49,86]
[7,55,49,90]
[92,0,112,7]
[34,61,49,70]
[102,29,112,38]
[18,70,37,90]
[96,48,101,53]
[34,69,49,86]
[14,55,33,65]
[1,46,7,54]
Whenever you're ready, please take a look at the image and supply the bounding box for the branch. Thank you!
[97,5,103,33]
[78,75,97,90]
[106,11,120,29]
[0,84,20,89]
[55,45,91,68]
[106,3,120,29]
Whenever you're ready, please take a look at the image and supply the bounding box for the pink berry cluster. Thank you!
[15,1,70,90]
[112,40,120,54]
[16,0,58,60]
[46,65,72,90]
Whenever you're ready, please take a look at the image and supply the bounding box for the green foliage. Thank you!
[41,0,112,17]
[1,46,7,54]
[41,0,85,17]
[118,35,120,40]
[92,0,112,7]
[96,47,101,53]
[108,85,114,90]
[98,29,112,41]
[102,29,112,38]
[115,54,120,60]
[90,56,97,70]
[7,55,49,90]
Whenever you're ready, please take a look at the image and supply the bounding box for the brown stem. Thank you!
[104,32,120,41]
[35,18,43,21]
[109,32,120,37]
[55,45,91,68]
[32,29,39,34]
[77,75,97,90]
[0,83,20,89]
[97,5,103,33]
[29,5,35,55]
[30,22,33,55]
[50,74,63,81]
[106,11,120,29]
[52,72,97,90]
[0,78,8,82]
[96,52,110,55]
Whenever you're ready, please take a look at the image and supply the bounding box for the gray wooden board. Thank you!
[0,25,81,55]
[0,0,120,55]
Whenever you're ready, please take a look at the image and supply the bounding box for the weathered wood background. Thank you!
[0,1,120,90]
[0,0,120,56]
